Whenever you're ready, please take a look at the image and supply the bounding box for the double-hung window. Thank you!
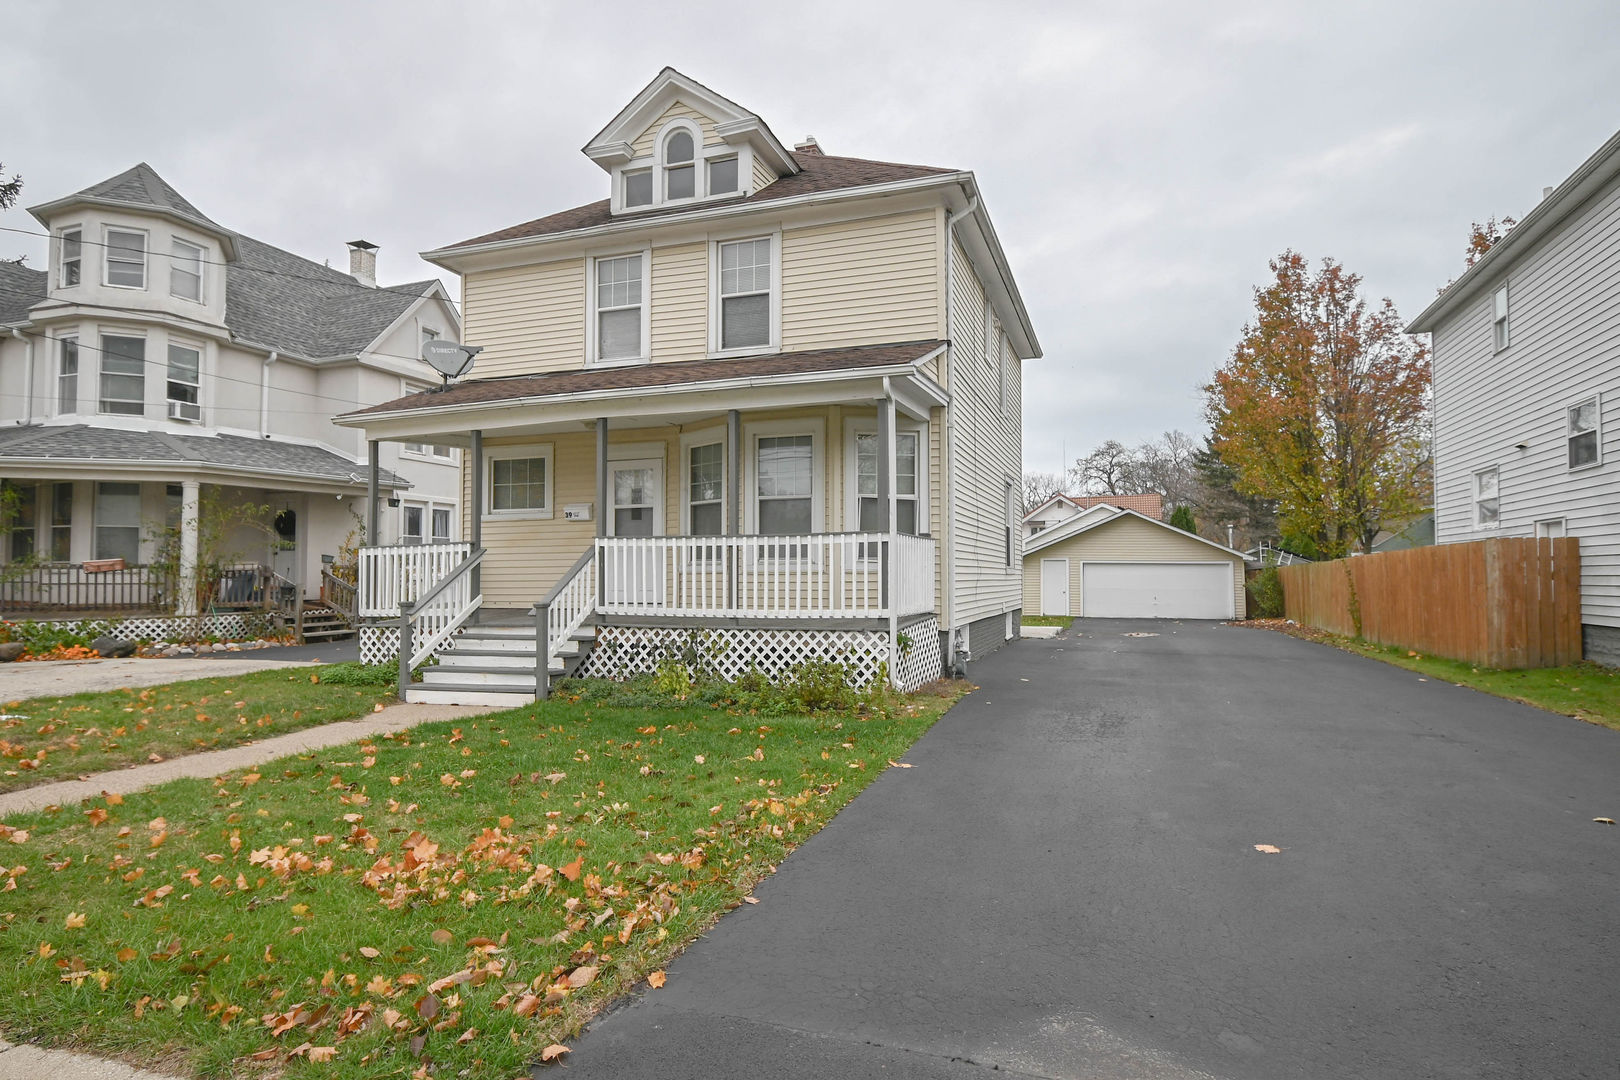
[1493,284,1510,351]
[59,229,82,287]
[756,435,813,535]
[855,431,920,534]
[688,442,724,536]
[57,337,78,413]
[105,229,147,288]
[99,335,146,415]
[664,130,696,201]
[1473,467,1500,528]
[50,482,72,562]
[401,505,425,545]
[594,254,644,362]
[431,507,453,543]
[719,238,771,351]
[1567,396,1600,469]
[94,482,142,564]
[7,483,37,562]
[170,239,203,301]
[167,343,201,421]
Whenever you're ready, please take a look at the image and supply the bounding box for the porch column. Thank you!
[366,440,380,546]
[726,409,741,611]
[469,430,483,596]
[176,480,200,617]
[595,418,608,608]
[876,396,895,532]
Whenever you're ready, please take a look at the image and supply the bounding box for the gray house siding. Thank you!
[1430,176,1620,661]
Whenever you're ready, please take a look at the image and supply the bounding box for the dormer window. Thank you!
[624,169,652,208]
[60,229,82,287]
[664,130,696,200]
[708,157,739,195]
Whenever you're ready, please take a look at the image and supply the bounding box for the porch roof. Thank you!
[0,424,408,491]
[338,340,948,423]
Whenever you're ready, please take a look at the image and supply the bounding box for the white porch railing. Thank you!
[358,542,472,618]
[595,532,934,619]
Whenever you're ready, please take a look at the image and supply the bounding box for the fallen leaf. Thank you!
[647,970,667,989]
[565,965,598,988]
[116,947,138,963]
[431,928,454,945]
[359,946,380,959]
[1253,844,1282,854]
[558,856,584,882]
[742,896,760,905]
[64,911,86,929]
[307,1047,336,1063]
[540,1043,570,1063]
[887,760,915,769]
[1595,818,1616,825]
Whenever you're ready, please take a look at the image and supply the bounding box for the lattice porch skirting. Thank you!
[358,623,463,667]
[579,619,945,693]
[25,612,274,643]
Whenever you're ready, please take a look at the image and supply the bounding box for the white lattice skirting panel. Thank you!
[31,612,272,643]
[578,625,890,688]
[359,624,462,667]
[893,616,943,692]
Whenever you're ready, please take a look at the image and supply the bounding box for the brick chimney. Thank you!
[794,136,824,156]
[347,240,378,288]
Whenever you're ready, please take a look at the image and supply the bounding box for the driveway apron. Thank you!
[552,620,1620,1079]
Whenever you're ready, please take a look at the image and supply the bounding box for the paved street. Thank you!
[553,620,1620,1079]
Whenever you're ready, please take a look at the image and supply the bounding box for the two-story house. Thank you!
[336,68,1040,703]
[0,163,462,639]
[1408,126,1620,666]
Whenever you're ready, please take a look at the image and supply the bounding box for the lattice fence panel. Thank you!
[579,626,890,688]
[359,624,462,667]
[893,616,943,692]
[32,612,274,643]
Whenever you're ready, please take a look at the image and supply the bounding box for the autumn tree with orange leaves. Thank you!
[1204,252,1430,558]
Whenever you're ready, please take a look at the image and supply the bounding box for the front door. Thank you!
[1041,557,1070,616]
[605,460,664,605]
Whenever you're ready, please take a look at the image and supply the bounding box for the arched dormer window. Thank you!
[664,129,695,200]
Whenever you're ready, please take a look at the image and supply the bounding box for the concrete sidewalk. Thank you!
[0,1038,180,1080]
[0,655,312,701]
[0,700,494,816]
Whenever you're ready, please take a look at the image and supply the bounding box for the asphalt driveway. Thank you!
[552,619,1620,1079]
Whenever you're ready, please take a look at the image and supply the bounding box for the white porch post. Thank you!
[366,440,380,546]
[469,429,483,596]
[595,418,608,608]
[726,409,741,610]
[877,394,900,689]
[176,480,200,616]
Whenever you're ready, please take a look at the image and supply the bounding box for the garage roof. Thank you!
[1024,506,1246,559]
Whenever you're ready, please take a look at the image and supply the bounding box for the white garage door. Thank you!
[1081,562,1233,619]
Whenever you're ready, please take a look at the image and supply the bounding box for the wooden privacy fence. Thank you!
[1278,538,1581,669]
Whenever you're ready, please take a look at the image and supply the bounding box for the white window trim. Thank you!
[103,225,149,290]
[165,339,204,423]
[1473,465,1501,530]
[98,331,148,416]
[483,443,554,520]
[584,248,652,366]
[742,418,824,534]
[656,118,704,206]
[679,425,728,535]
[1533,517,1567,540]
[169,238,205,303]
[56,334,79,416]
[708,229,782,359]
[399,442,457,464]
[843,418,928,535]
[609,124,756,214]
[400,499,457,545]
[1493,282,1511,353]
[1566,392,1602,472]
[57,226,83,289]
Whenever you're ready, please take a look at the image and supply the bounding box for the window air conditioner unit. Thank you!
[168,400,202,423]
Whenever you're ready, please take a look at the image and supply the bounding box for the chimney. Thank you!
[794,136,823,156]
[347,240,378,288]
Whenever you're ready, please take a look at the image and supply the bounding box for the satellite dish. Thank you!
[422,340,482,384]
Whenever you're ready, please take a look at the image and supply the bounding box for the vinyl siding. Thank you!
[751,156,776,196]
[1020,515,1246,618]
[780,208,940,350]
[650,242,708,360]
[1431,177,1620,629]
[944,232,1022,626]
[629,102,722,157]
[461,258,585,378]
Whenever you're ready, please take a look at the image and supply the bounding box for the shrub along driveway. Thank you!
[559,619,1620,1079]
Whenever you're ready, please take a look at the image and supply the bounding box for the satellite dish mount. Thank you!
[421,340,483,387]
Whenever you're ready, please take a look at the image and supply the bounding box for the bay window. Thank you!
[170,239,203,301]
[167,343,201,421]
[105,228,147,288]
[99,335,146,416]
[58,337,78,413]
[60,229,82,287]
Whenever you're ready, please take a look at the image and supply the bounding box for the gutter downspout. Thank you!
[942,200,979,675]
[259,351,278,438]
[13,329,34,425]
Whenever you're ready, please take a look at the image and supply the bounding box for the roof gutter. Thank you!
[0,454,409,492]
[335,349,947,427]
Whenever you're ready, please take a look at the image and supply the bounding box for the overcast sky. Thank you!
[5,0,1618,474]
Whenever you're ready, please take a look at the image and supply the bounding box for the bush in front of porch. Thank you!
[557,656,898,717]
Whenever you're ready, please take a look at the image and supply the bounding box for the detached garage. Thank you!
[1022,507,1247,620]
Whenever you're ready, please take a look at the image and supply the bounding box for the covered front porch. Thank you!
[341,344,950,701]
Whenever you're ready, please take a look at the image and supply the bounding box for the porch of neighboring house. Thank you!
[349,372,948,706]
[0,476,364,643]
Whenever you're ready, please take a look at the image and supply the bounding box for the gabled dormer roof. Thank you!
[581,67,798,178]
[28,162,238,259]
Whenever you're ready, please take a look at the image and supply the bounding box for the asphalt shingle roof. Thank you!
[70,163,223,232]
[0,261,45,324]
[0,425,406,489]
[446,151,957,249]
[345,340,947,417]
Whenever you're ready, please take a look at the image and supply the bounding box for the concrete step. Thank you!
[420,665,559,689]
[405,686,537,707]
[438,649,570,670]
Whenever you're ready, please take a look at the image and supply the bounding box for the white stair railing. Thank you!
[359,541,472,619]
[395,547,483,694]
[533,547,597,700]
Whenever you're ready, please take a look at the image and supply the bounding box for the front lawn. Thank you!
[0,683,963,1078]
[1020,615,1073,629]
[1251,622,1620,730]
[0,666,395,793]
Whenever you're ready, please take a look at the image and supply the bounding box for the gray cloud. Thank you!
[5,0,1617,474]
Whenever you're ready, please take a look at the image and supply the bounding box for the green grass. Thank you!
[0,687,963,1078]
[1019,615,1073,628]
[0,669,394,793]
[1266,626,1620,730]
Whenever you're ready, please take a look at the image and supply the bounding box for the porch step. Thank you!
[405,686,539,707]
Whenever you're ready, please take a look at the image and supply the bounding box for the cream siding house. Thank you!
[1408,126,1620,665]
[0,165,462,640]
[336,68,1040,704]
